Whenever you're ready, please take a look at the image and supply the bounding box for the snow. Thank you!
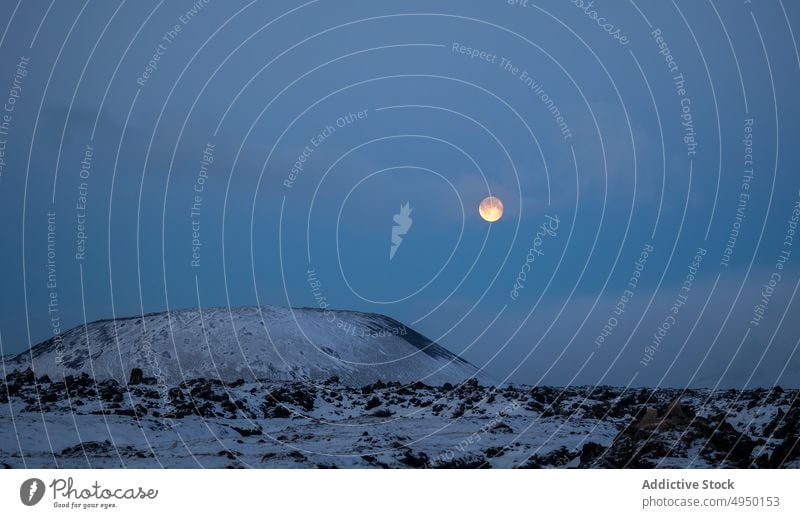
[3,378,794,468]
[4,306,487,386]
[0,382,617,468]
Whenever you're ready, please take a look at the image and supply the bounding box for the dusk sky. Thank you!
[1,0,799,388]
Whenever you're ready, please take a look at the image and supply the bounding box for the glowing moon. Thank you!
[479,196,504,222]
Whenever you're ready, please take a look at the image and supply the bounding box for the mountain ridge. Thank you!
[5,305,488,387]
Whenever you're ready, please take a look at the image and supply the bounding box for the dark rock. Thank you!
[451,403,467,419]
[579,442,607,467]
[490,422,513,434]
[217,450,238,460]
[288,450,306,461]
[98,381,124,403]
[754,453,771,468]
[265,405,291,418]
[360,380,386,394]
[8,368,35,385]
[522,446,578,468]
[129,368,143,385]
[190,382,228,402]
[60,440,114,457]
[231,425,263,437]
[263,385,316,412]
[63,373,94,393]
[5,368,35,395]
[483,446,507,459]
[701,420,756,467]
[524,401,544,413]
[371,409,394,418]
[398,450,429,468]
[770,434,800,468]
[411,381,431,391]
[433,455,489,469]
[39,388,63,403]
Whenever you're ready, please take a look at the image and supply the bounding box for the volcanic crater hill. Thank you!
[4,306,488,387]
[1,371,798,469]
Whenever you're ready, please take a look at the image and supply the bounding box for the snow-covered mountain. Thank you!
[5,306,487,386]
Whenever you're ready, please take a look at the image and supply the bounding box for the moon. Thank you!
[479,196,504,222]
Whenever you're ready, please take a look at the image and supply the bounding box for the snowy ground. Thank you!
[1,371,798,468]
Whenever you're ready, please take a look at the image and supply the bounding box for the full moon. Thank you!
[479,196,504,222]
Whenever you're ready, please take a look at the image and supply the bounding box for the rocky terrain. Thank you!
[1,368,798,468]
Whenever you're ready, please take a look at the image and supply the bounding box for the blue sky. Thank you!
[1,0,799,387]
